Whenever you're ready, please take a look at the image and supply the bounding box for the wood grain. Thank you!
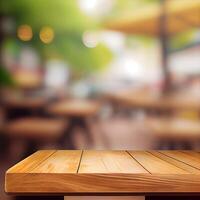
[79,150,148,173]
[149,151,200,174]
[31,150,82,173]
[7,150,55,173]
[162,151,200,170]
[128,151,188,174]
[5,150,200,195]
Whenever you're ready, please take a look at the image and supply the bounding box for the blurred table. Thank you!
[4,117,66,156]
[13,70,42,90]
[106,90,200,114]
[47,99,100,148]
[3,95,47,119]
[4,96,46,109]
[147,117,200,149]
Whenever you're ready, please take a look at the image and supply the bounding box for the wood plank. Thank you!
[78,150,148,173]
[6,150,200,194]
[31,150,82,173]
[7,150,56,173]
[162,151,200,170]
[128,151,188,174]
[150,151,200,174]
[6,173,200,194]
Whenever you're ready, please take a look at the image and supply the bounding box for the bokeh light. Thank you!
[17,25,33,41]
[82,31,99,48]
[39,26,54,44]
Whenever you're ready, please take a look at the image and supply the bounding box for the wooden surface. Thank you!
[13,70,42,89]
[147,117,200,140]
[106,0,200,36]
[5,150,200,195]
[3,96,46,109]
[47,99,100,117]
[4,118,66,139]
[107,90,200,111]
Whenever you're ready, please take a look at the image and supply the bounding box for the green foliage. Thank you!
[170,30,196,50]
[39,32,112,73]
[126,35,156,47]
[1,0,93,32]
[0,0,112,75]
[0,67,14,87]
[107,0,160,20]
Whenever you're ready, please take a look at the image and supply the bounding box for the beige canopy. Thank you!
[106,0,200,36]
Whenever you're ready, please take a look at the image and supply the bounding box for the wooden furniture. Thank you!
[3,95,47,119]
[4,118,66,156]
[13,70,42,90]
[5,150,200,200]
[47,99,100,148]
[4,96,46,110]
[107,90,200,114]
[147,117,200,149]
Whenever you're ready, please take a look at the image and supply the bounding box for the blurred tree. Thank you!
[169,30,197,51]
[0,0,112,80]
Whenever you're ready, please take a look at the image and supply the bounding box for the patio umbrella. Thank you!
[106,0,200,36]
[105,0,200,92]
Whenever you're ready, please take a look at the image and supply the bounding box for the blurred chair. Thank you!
[3,117,67,158]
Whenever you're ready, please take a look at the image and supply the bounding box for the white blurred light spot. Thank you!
[45,60,69,88]
[78,0,114,17]
[79,0,98,14]
[82,31,99,48]
[114,53,142,81]
[100,31,125,53]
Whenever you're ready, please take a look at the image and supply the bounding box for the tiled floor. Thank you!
[0,116,156,200]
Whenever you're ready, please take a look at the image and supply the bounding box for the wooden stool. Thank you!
[147,117,200,149]
[47,99,100,149]
[5,150,200,200]
[4,118,67,157]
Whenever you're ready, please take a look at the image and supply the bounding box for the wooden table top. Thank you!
[47,99,100,117]
[5,150,200,195]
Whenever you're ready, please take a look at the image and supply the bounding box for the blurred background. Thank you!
[1,0,200,199]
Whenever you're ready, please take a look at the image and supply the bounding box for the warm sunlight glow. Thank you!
[17,25,33,41]
[39,26,54,44]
